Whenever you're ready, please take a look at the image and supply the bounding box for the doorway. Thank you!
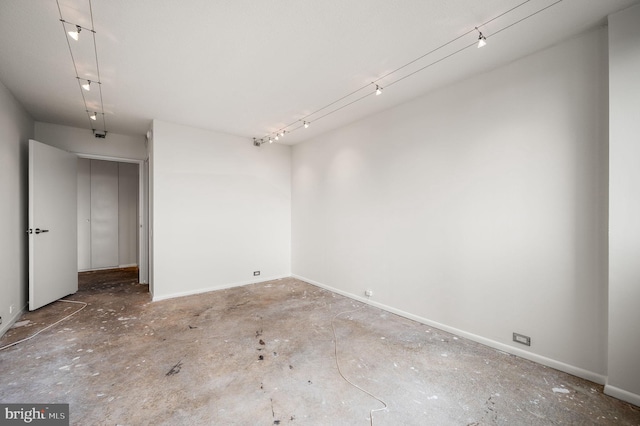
[76,155,148,286]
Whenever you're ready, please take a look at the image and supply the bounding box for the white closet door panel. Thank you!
[90,159,119,268]
[118,162,139,266]
[77,158,91,271]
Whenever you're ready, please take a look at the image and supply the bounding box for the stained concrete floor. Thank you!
[1,269,639,425]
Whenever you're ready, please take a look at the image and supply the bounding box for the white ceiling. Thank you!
[0,0,637,145]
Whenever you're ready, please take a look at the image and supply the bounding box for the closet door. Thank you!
[118,162,139,266]
[90,159,119,268]
[77,158,91,270]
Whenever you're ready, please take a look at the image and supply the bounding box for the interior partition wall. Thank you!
[606,3,640,407]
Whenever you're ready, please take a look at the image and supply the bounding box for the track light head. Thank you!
[478,34,487,48]
[89,111,97,121]
[304,121,309,129]
[81,80,91,91]
[375,85,382,95]
[269,137,273,144]
[476,27,487,48]
[68,25,81,41]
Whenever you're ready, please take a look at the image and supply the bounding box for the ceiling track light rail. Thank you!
[77,77,101,91]
[87,110,104,121]
[57,0,108,135]
[59,19,96,39]
[252,0,563,146]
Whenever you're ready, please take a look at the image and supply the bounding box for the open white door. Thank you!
[28,140,78,311]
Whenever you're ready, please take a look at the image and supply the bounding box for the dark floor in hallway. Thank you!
[1,269,639,425]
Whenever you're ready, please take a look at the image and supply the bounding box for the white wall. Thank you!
[150,120,291,300]
[292,28,609,382]
[147,127,154,295]
[607,4,640,407]
[35,122,146,160]
[0,80,34,336]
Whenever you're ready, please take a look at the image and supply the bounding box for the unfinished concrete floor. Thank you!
[1,269,639,425]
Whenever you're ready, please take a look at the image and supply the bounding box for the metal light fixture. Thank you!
[476,27,487,48]
[68,25,81,41]
[252,1,563,146]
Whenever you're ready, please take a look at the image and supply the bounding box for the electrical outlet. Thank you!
[253,271,260,276]
[513,332,531,346]
[365,289,373,297]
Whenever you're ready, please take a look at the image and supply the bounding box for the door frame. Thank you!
[75,153,148,285]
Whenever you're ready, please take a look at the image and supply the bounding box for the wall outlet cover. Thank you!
[513,332,531,346]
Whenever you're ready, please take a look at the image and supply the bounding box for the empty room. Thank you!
[1,0,639,424]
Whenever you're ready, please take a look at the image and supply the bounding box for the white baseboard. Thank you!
[605,385,640,407]
[78,264,138,273]
[151,274,291,302]
[292,274,607,386]
[0,306,26,340]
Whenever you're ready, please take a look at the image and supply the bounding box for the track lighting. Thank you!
[476,28,487,48]
[252,0,561,148]
[58,1,108,135]
[478,34,487,48]
[68,25,81,41]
